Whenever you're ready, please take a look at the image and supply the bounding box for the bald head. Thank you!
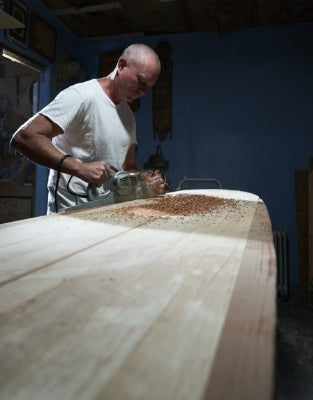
[106,43,161,104]
[120,44,161,72]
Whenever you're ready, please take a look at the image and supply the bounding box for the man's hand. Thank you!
[144,171,166,195]
[77,161,112,186]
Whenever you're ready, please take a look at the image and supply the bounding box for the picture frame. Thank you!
[5,0,28,47]
[30,14,57,62]
[99,50,120,78]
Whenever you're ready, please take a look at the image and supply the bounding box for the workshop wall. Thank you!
[79,23,313,290]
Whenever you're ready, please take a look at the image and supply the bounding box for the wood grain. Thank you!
[0,189,276,400]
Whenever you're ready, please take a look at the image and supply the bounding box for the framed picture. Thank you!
[30,14,57,61]
[5,0,28,47]
[99,50,120,78]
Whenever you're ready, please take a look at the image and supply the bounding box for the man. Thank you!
[11,43,165,213]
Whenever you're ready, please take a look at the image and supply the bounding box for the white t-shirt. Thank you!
[39,79,136,213]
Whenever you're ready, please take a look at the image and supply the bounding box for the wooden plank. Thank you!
[0,181,34,197]
[0,190,276,400]
[0,9,25,29]
[0,213,143,286]
[202,201,276,400]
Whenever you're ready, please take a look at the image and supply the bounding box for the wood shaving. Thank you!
[113,194,239,218]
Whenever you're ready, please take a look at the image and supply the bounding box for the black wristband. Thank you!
[57,154,72,174]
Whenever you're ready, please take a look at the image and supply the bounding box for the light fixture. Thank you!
[2,49,42,73]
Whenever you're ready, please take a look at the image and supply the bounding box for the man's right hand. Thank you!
[77,161,112,186]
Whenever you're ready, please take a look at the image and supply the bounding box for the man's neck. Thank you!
[97,77,121,104]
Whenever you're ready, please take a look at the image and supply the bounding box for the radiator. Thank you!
[273,228,289,299]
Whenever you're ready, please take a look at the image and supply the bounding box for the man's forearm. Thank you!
[11,126,112,185]
[11,129,66,170]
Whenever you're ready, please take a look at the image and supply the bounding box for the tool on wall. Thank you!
[57,52,87,91]
[153,42,172,140]
[144,145,169,172]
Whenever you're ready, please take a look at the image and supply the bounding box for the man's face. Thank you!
[116,56,160,103]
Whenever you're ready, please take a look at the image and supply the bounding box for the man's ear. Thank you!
[118,58,127,72]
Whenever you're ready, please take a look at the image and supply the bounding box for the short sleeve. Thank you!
[39,87,84,132]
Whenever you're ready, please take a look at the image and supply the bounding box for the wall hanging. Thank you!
[153,42,172,140]
[144,145,169,172]
[5,0,28,46]
[30,14,57,61]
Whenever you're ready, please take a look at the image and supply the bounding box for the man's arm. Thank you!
[122,143,139,172]
[11,114,112,185]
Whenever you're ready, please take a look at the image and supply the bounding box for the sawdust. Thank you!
[68,193,244,225]
[112,194,240,219]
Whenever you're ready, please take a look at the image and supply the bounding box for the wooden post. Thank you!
[309,160,313,310]
[294,170,309,304]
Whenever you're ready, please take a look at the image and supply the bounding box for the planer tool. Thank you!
[61,169,157,212]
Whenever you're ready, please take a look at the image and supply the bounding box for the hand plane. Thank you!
[61,169,152,212]
[87,170,142,203]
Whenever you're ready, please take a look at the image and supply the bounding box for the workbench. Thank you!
[0,189,276,400]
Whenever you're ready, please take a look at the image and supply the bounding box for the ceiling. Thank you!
[38,0,313,40]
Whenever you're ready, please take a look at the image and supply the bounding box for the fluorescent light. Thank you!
[2,49,42,73]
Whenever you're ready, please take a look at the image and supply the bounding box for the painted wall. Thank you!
[1,1,312,289]
[79,24,313,289]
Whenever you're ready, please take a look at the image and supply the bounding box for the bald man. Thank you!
[11,44,165,213]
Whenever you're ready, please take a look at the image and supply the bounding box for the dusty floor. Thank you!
[275,297,313,400]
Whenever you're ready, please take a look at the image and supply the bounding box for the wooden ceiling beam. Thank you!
[53,2,122,16]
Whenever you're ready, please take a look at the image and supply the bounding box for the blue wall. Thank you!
[2,1,312,288]
[79,24,313,289]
